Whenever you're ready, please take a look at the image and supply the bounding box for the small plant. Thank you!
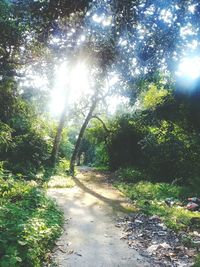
[0,176,63,267]
[47,175,75,188]
[193,254,200,267]
[55,158,70,174]
[115,167,146,183]
[114,170,200,231]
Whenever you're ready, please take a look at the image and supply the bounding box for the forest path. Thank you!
[47,167,150,267]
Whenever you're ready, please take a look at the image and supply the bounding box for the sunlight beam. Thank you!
[49,62,90,116]
[176,57,200,79]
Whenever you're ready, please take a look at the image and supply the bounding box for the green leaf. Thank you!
[18,240,27,246]
[15,256,22,262]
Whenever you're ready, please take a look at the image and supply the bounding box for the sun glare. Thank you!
[177,57,200,79]
[49,62,90,116]
[107,95,129,115]
[49,62,123,117]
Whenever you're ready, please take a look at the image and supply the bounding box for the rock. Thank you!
[118,213,197,266]
[147,244,160,254]
[134,219,143,224]
[149,215,162,222]
[160,242,171,249]
[187,202,199,211]
[158,223,167,230]
[157,231,167,236]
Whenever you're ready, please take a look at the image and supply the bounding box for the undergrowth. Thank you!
[114,167,200,231]
[47,174,75,188]
[0,176,63,267]
[45,159,75,188]
[114,168,200,266]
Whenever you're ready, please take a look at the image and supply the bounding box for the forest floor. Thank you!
[47,167,150,267]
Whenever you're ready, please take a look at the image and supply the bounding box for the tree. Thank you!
[2,0,200,177]
[68,46,115,174]
[69,96,98,174]
[50,98,69,166]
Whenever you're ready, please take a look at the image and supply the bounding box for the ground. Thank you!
[47,167,150,267]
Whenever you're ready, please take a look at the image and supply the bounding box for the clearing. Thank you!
[47,167,150,267]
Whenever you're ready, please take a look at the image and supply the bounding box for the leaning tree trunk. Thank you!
[69,98,97,175]
[50,102,68,167]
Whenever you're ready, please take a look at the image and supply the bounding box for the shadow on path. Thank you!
[72,176,134,214]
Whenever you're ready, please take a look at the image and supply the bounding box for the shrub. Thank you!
[114,179,200,231]
[115,167,146,183]
[0,177,63,267]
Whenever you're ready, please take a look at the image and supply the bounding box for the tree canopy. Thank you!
[1,1,200,266]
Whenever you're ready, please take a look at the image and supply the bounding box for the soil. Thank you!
[47,167,150,267]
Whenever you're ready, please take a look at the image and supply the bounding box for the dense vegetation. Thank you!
[0,171,63,267]
[1,0,200,266]
[83,89,200,187]
[114,167,200,230]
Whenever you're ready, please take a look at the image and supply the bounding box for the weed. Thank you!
[0,177,63,267]
[46,175,75,188]
[114,173,200,231]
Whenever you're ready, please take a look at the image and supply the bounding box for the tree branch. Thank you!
[91,115,111,133]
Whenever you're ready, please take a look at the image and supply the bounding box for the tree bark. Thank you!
[91,115,111,133]
[69,98,98,175]
[50,101,68,167]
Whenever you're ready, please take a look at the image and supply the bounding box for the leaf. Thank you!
[18,240,27,246]
[16,256,22,262]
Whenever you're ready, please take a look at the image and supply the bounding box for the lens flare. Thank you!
[177,57,200,79]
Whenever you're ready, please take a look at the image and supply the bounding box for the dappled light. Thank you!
[1,0,200,266]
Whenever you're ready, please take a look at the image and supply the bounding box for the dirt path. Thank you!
[47,168,150,267]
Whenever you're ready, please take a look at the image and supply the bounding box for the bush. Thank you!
[55,158,70,174]
[107,115,144,170]
[7,131,51,177]
[0,82,53,178]
[0,176,63,267]
[114,179,200,231]
[115,167,146,183]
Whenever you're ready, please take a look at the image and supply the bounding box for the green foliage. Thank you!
[106,114,145,170]
[0,122,13,152]
[57,127,74,160]
[115,167,146,183]
[47,175,75,189]
[193,255,200,267]
[75,119,110,168]
[92,143,108,167]
[0,80,53,177]
[141,119,200,183]
[115,177,200,231]
[115,180,182,200]
[142,83,169,109]
[0,176,63,267]
[95,91,200,186]
[55,158,70,174]
[9,130,51,177]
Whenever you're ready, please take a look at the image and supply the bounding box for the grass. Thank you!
[114,168,200,231]
[193,255,200,267]
[46,159,75,188]
[115,181,200,230]
[114,169,200,266]
[47,174,75,188]
[0,177,63,267]
[93,166,109,171]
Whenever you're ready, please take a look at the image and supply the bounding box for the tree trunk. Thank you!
[69,98,97,175]
[50,102,68,167]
